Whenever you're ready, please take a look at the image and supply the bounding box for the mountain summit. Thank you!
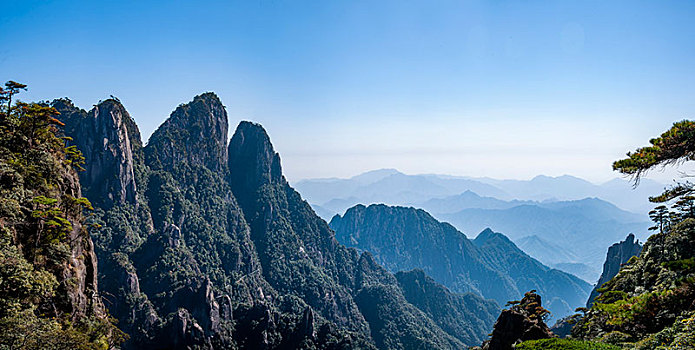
[146,92,228,172]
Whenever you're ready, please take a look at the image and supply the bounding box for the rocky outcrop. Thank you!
[482,291,555,350]
[573,219,695,345]
[227,121,373,335]
[54,98,138,208]
[298,307,316,340]
[586,233,642,308]
[145,92,228,172]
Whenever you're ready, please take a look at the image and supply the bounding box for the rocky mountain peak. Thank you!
[474,228,497,243]
[227,121,283,195]
[145,92,228,172]
[56,98,138,208]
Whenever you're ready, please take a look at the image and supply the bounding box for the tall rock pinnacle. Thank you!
[227,121,283,208]
[55,98,138,208]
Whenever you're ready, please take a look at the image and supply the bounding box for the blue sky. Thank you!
[2,1,695,182]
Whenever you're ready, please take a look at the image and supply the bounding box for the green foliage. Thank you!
[595,290,628,304]
[575,215,695,341]
[613,120,695,205]
[519,290,551,322]
[515,338,622,350]
[64,144,85,171]
[662,258,695,272]
[574,122,695,345]
[593,285,695,329]
[672,196,695,220]
[395,269,499,346]
[0,81,27,117]
[598,330,631,345]
[613,120,695,183]
[632,311,695,350]
[0,82,123,349]
[648,205,671,234]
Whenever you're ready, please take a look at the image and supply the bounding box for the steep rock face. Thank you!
[61,95,249,349]
[54,98,138,208]
[228,121,283,205]
[481,291,555,350]
[586,233,642,308]
[227,122,470,348]
[48,158,104,322]
[228,121,370,334]
[145,92,228,172]
[330,204,592,323]
[226,121,478,348]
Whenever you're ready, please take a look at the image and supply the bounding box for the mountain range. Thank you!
[300,169,651,282]
[438,197,650,276]
[329,204,592,324]
[4,87,683,350]
[295,169,665,217]
[50,94,506,349]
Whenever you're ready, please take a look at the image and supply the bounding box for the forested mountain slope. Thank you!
[330,204,591,323]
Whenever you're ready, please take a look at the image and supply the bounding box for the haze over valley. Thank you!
[296,169,655,282]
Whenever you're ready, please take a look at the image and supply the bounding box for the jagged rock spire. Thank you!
[586,233,642,307]
[55,98,138,208]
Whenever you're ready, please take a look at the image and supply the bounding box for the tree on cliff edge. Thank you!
[613,120,695,203]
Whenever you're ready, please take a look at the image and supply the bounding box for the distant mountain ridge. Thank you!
[439,199,650,274]
[295,169,665,217]
[299,170,654,282]
[304,170,651,282]
[329,204,592,323]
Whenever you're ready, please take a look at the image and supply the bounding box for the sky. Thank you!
[2,0,695,183]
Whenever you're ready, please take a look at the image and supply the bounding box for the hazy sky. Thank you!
[3,1,695,183]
